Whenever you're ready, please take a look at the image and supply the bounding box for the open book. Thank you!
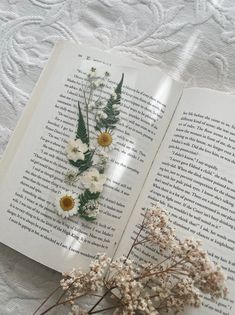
[0,41,234,315]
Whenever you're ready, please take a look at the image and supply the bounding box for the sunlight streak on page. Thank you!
[62,234,86,260]
[107,148,134,185]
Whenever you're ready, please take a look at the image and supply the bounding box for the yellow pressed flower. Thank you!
[97,129,113,149]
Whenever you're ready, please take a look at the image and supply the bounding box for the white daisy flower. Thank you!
[64,170,78,185]
[96,128,115,151]
[83,200,100,218]
[81,168,106,193]
[66,139,88,162]
[92,150,109,172]
[56,191,79,218]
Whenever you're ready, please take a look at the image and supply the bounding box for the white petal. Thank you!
[89,184,97,193]
[92,168,100,176]
[66,144,74,154]
[101,112,108,119]
[68,151,85,162]
[67,152,77,162]
[95,183,103,193]
[76,152,85,161]
[82,180,90,189]
[68,139,78,148]
[74,139,88,153]
[67,151,76,161]
[80,142,88,153]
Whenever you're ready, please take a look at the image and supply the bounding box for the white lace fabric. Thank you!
[0,0,235,314]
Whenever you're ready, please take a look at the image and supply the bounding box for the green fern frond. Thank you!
[78,189,100,221]
[95,73,124,131]
[76,102,89,145]
[69,151,93,172]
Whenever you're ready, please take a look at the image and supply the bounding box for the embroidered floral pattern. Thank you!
[1,1,235,313]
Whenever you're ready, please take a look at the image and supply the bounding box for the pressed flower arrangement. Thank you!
[56,68,124,221]
[34,204,228,315]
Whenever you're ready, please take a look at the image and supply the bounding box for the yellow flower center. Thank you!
[97,132,112,147]
[60,195,75,211]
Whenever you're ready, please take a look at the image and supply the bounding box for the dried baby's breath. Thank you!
[35,204,228,315]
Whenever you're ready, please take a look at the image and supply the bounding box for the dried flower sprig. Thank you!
[56,68,124,220]
[34,204,228,315]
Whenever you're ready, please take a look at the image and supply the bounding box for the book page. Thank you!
[0,41,183,272]
[116,88,235,315]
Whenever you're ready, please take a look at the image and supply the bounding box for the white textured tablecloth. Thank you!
[1,0,235,314]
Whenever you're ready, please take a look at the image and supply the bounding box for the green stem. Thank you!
[95,85,104,105]
[75,152,96,178]
[83,90,90,143]
[84,86,93,144]
[76,168,89,178]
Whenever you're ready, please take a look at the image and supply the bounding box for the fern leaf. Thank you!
[78,189,100,221]
[115,73,124,95]
[76,101,89,145]
[95,73,124,131]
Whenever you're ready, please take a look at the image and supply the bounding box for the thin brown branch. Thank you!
[89,304,123,314]
[125,222,145,261]
[38,294,86,315]
[134,256,188,281]
[56,278,77,304]
[88,286,115,314]
[32,285,61,315]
